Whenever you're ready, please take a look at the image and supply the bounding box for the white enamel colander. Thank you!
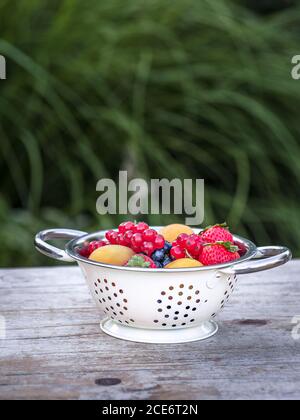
[35,228,291,344]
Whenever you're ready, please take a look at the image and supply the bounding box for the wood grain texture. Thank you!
[0,263,300,400]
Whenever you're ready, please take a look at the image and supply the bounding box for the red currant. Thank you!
[190,233,202,243]
[177,233,189,249]
[79,245,90,258]
[118,221,135,234]
[105,230,118,244]
[143,228,157,242]
[153,234,165,250]
[170,245,185,260]
[117,233,128,246]
[142,241,155,256]
[186,242,202,258]
[88,241,106,255]
[131,233,143,252]
[134,222,149,234]
[192,243,203,258]
[124,230,134,245]
[185,237,197,253]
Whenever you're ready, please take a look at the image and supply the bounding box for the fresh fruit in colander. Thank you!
[80,221,241,268]
[36,222,291,343]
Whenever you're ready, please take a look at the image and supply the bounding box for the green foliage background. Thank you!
[0,0,300,267]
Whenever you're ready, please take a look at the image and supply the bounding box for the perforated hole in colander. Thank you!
[155,284,205,328]
[94,278,135,325]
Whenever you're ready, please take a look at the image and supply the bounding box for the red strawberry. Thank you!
[200,223,233,244]
[125,254,157,268]
[200,242,239,266]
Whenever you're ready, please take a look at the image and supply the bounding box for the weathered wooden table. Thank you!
[0,262,299,400]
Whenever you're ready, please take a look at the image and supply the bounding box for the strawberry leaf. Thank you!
[216,241,239,252]
[203,241,239,253]
[200,222,229,234]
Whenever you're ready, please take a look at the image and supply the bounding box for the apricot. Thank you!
[159,224,194,243]
[89,245,135,266]
[165,258,203,269]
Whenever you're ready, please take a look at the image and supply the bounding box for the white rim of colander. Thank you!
[65,227,258,273]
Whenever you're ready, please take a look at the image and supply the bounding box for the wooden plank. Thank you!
[0,263,299,400]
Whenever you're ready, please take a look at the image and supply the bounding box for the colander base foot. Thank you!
[100,318,218,344]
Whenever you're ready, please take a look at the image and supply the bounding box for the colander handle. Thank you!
[35,229,87,262]
[225,246,292,275]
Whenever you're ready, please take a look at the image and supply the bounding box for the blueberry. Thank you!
[155,262,163,268]
[152,249,165,262]
[162,257,172,267]
[164,242,172,252]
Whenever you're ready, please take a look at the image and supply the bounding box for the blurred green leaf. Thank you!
[0,0,299,267]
